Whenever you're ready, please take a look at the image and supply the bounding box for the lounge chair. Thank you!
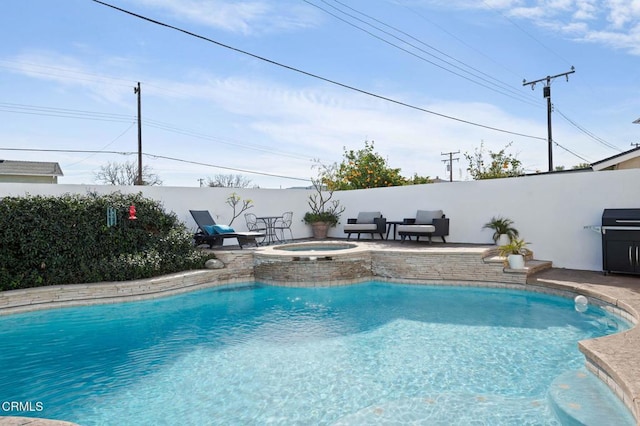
[190,210,264,249]
[343,211,386,240]
[397,210,449,244]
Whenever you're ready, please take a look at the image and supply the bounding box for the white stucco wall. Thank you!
[1,168,638,272]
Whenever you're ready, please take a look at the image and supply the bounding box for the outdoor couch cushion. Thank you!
[415,210,443,224]
[356,211,382,224]
[343,223,379,231]
[397,224,436,234]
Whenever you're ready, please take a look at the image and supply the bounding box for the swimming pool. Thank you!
[0,282,633,425]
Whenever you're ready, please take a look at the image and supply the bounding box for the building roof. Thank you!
[0,160,64,177]
[590,146,640,171]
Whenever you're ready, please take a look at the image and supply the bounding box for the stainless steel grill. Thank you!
[602,208,640,275]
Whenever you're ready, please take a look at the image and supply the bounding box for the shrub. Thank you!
[0,192,212,291]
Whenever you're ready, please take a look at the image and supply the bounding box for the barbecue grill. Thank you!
[601,208,640,275]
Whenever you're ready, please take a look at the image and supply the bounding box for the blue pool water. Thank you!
[0,282,633,425]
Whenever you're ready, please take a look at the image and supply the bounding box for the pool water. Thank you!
[0,282,633,425]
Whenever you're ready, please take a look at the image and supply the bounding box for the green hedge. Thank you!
[0,192,212,291]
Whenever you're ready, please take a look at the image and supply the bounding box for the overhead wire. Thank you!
[554,106,622,152]
[0,102,135,123]
[0,147,311,182]
[91,0,546,142]
[475,2,622,154]
[308,0,539,108]
[0,101,315,161]
[65,121,137,167]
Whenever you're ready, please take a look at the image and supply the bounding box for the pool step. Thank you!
[548,369,635,426]
[483,251,553,275]
[333,393,556,425]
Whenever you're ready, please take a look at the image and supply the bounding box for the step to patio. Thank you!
[483,255,553,275]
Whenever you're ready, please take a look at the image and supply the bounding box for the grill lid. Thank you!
[602,208,640,226]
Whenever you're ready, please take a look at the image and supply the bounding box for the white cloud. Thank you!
[130,0,322,35]
[434,0,640,55]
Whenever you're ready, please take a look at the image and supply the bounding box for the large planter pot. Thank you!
[496,234,511,246]
[507,254,525,269]
[310,222,331,239]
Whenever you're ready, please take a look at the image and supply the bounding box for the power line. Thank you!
[523,68,576,171]
[552,139,590,163]
[0,147,311,182]
[554,106,622,152]
[481,1,573,68]
[0,102,135,123]
[65,122,136,167]
[441,151,460,182]
[91,0,546,142]
[309,0,539,107]
[0,101,315,161]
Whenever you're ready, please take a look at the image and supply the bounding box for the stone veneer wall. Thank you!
[0,251,255,315]
[253,246,531,287]
[253,251,373,286]
[371,249,527,284]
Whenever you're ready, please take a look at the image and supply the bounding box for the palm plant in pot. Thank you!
[482,216,519,246]
[498,238,530,269]
[303,162,345,239]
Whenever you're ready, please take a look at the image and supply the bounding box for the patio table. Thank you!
[385,220,405,240]
[257,215,282,245]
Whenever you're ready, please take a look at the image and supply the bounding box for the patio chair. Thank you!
[273,211,294,243]
[190,210,264,249]
[397,209,449,244]
[244,213,268,244]
[343,211,386,240]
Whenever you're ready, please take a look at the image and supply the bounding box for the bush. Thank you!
[0,192,212,291]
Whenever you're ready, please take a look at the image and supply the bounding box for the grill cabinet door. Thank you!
[603,230,640,274]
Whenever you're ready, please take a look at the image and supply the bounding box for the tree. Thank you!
[572,162,591,170]
[94,161,162,186]
[330,140,416,190]
[225,192,254,226]
[464,141,524,180]
[303,161,345,226]
[206,174,254,188]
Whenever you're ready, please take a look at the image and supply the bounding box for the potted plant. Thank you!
[498,238,530,269]
[482,216,519,246]
[303,162,345,239]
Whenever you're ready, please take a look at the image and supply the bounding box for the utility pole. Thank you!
[134,82,143,186]
[523,67,575,172]
[441,151,460,182]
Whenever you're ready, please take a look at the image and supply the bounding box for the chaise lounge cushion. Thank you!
[203,224,235,235]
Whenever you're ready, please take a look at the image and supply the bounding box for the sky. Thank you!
[1,0,639,188]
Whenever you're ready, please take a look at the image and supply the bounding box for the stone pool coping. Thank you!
[1,242,639,425]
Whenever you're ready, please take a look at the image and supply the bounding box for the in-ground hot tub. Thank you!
[275,242,358,252]
[254,241,370,286]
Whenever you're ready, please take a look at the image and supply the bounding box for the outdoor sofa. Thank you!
[397,210,449,244]
[343,211,387,240]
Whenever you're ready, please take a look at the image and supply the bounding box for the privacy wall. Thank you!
[1,168,638,272]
